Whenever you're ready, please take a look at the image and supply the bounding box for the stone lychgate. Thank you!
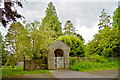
[48,40,70,69]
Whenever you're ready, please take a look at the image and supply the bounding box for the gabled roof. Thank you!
[49,40,70,49]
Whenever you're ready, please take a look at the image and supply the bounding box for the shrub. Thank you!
[69,57,77,65]
[86,54,105,62]
[69,57,120,71]
[58,35,85,57]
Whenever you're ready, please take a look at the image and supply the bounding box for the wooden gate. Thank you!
[54,57,64,69]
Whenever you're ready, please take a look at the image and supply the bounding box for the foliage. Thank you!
[0,0,24,27]
[86,54,105,61]
[2,52,8,66]
[5,22,25,54]
[0,31,3,45]
[4,22,25,68]
[75,33,85,42]
[5,20,55,60]
[0,31,7,65]
[58,35,85,57]
[2,2,120,72]
[113,6,120,30]
[69,57,77,65]
[41,2,62,37]
[63,20,76,36]
[2,67,50,77]
[69,57,120,71]
[22,20,55,59]
[86,9,120,57]
[86,27,120,57]
[98,9,111,29]
[5,54,18,69]
[63,20,84,41]
[4,18,55,69]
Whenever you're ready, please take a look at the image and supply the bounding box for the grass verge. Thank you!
[69,58,120,72]
[2,67,50,78]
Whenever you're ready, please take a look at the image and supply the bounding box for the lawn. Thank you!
[69,57,120,72]
[2,67,50,78]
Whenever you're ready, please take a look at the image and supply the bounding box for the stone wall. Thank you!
[24,59,47,71]
[16,62,24,68]
[70,57,97,65]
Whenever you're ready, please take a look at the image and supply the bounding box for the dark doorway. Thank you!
[54,49,64,57]
[54,49,64,69]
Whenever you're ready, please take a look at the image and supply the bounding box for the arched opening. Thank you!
[54,49,64,57]
[54,49,64,69]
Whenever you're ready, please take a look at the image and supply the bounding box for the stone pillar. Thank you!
[48,51,55,69]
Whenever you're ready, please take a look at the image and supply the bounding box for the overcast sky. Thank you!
[0,0,119,43]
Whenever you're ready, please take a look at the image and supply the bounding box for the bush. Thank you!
[85,27,120,57]
[69,57,120,71]
[58,35,85,57]
[69,57,77,65]
[86,54,106,62]
[97,58,108,63]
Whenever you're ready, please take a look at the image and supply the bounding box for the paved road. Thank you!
[7,73,55,78]
[6,69,119,78]
[50,69,118,78]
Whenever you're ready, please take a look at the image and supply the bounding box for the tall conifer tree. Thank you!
[98,9,111,30]
[63,20,84,41]
[41,2,62,37]
[63,20,76,36]
[5,22,25,54]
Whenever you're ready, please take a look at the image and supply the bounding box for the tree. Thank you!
[0,31,7,65]
[113,6,120,30]
[5,22,25,55]
[75,33,84,42]
[58,35,85,57]
[63,20,76,36]
[86,9,120,57]
[98,9,111,30]
[5,22,25,67]
[5,20,55,69]
[41,2,62,37]
[15,20,55,70]
[86,27,120,57]
[63,20,84,42]
[0,0,24,27]
[22,20,55,60]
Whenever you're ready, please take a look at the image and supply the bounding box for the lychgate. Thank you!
[48,40,70,69]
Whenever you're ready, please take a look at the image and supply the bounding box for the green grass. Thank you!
[2,67,50,78]
[69,58,120,72]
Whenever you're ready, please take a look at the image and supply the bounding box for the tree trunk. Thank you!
[23,57,25,71]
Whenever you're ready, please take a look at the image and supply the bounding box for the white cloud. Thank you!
[26,0,119,2]
[0,1,118,43]
[0,27,8,36]
[16,2,47,21]
[76,21,99,43]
